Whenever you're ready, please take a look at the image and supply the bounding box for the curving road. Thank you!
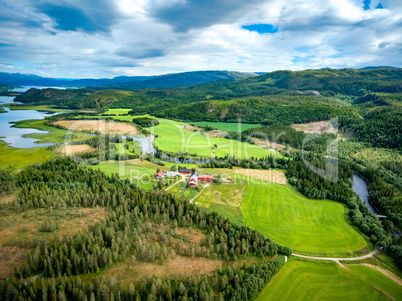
[292,247,379,262]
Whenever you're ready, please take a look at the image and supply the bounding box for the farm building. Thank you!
[179,168,191,174]
[155,171,165,179]
[166,171,179,177]
[189,175,198,187]
[199,175,213,182]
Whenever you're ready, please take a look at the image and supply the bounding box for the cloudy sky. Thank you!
[0,0,401,78]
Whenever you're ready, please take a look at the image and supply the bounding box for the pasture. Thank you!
[256,259,402,301]
[241,181,367,254]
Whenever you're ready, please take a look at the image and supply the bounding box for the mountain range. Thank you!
[0,70,258,89]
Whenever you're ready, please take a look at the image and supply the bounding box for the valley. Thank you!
[0,68,401,300]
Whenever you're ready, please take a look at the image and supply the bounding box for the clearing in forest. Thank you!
[291,120,337,134]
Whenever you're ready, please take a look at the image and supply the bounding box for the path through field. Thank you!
[292,248,379,263]
[165,174,185,191]
[190,183,211,203]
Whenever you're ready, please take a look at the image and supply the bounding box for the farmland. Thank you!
[1,77,401,300]
[255,259,402,301]
[71,111,280,159]
[241,181,368,254]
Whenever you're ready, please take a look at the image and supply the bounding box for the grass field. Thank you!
[14,119,90,144]
[189,121,262,132]
[196,180,248,207]
[256,259,402,301]
[149,117,279,159]
[88,159,176,190]
[101,108,131,115]
[0,141,55,169]
[7,104,67,112]
[75,112,279,159]
[241,182,367,254]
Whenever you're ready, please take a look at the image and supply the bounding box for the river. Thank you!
[352,173,377,215]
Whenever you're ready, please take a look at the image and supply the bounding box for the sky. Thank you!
[0,0,401,78]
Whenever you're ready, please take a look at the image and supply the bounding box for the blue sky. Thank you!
[0,0,400,78]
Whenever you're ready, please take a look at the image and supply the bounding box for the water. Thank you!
[352,173,377,214]
[11,86,78,93]
[0,96,19,104]
[0,106,60,148]
[131,135,156,154]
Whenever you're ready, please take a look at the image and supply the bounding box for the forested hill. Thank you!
[0,70,256,88]
[85,70,258,89]
[14,67,402,109]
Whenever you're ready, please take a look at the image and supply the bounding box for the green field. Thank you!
[14,119,90,144]
[75,112,279,159]
[0,141,55,169]
[7,104,67,112]
[189,121,262,132]
[256,259,402,301]
[241,182,367,254]
[101,108,131,115]
[148,117,279,159]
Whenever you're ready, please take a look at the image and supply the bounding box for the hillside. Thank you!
[87,70,258,89]
[0,70,256,89]
[14,67,402,110]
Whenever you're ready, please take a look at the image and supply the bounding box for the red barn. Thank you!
[155,171,165,179]
[199,175,213,182]
[179,168,191,174]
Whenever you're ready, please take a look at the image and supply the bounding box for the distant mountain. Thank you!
[0,70,257,89]
[15,67,402,112]
[0,72,74,86]
[361,66,396,70]
[86,71,258,90]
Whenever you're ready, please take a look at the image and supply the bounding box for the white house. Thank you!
[166,171,180,177]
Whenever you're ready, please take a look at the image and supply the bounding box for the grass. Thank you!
[87,159,182,190]
[13,119,90,144]
[255,258,401,301]
[148,117,280,159]
[75,112,280,159]
[0,140,55,169]
[241,181,367,254]
[201,202,246,226]
[189,121,262,132]
[101,108,131,115]
[196,180,248,207]
[6,104,67,112]
[348,265,402,299]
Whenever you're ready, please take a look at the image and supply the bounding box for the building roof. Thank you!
[155,171,164,176]
[179,168,191,173]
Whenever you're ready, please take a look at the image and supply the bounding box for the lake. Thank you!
[11,86,78,92]
[0,96,19,104]
[0,105,60,148]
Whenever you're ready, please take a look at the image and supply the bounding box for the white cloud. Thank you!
[0,0,400,78]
